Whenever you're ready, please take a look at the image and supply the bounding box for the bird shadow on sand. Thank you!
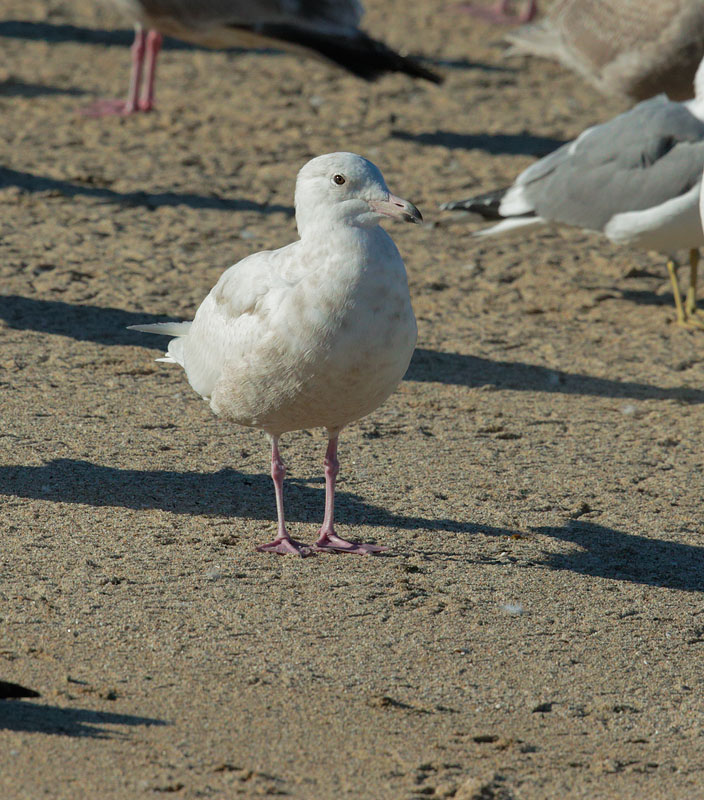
[0,78,85,97]
[617,288,677,308]
[392,129,566,157]
[425,56,516,74]
[0,295,182,347]
[0,21,222,51]
[4,460,700,591]
[532,520,704,592]
[2,297,702,402]
[407,348,704,403]
[0,295,704,403]
[0,167,293,216]
[0,699,166,738]
[417,519,704,592]
[0,458,478,535]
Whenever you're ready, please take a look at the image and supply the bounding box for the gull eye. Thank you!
[332,174,346,186]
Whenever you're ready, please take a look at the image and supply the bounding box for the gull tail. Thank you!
[474,217,544,237]
[128,321,191,366]
[253,25,443,83]
[441,188,510,218]
[128,322,191,337]
[441,187,544,237]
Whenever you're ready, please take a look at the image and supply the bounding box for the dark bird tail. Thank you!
[441,188,509,218]
[254,25,443,83]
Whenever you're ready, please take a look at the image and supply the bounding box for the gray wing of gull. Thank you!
[516,97,704,231]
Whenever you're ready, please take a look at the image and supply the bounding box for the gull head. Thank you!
[294,152,422,236]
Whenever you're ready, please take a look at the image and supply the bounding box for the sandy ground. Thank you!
[1,1,704,798]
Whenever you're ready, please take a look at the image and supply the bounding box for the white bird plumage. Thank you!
[131,152,420,556]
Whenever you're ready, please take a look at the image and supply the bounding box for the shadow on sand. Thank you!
[419,519,704,592]
[2,297,701,402]
[0,78,86,97]
[0,295,182,347]
[0,20,218,51]
[0,167,293,216]
[533,520,704,593]
[0,458,478,536]
[617,288,676,309]
[424,56,516,74]
[1,699,166,738]
[392,129,565,157]
[2,459,701,591]
[406,348,704,403]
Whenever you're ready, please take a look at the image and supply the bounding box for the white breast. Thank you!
[604,183,704,254]
[182,226,417,437]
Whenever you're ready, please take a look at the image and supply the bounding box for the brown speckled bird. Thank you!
[506,0,704,102]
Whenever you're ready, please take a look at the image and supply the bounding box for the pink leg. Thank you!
[314,436,386,555]
[122,26,146,113]
[256,437,312,557]
[81,25,150,117]
[454,0,538,24]
[139,30,162,111]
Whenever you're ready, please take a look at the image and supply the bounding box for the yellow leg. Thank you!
[668,252,704,329]
[667,258,687,325]
[685,249,700,317]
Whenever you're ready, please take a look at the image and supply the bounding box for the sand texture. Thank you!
[1,1,703,798]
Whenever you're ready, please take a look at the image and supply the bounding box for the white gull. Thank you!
[130,152,420,556]
[442,57,704,327]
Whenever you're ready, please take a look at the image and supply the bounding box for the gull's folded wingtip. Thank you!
[127,321,192,336]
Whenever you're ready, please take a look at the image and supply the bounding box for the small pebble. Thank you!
[501,603,524,616]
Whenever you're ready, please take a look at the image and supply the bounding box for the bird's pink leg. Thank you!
[256,437,312,557]
[454,0,538,24]
[123,26,147,113]
[314,436,386,555]
[138,30,163,112]
[81,25,147,117]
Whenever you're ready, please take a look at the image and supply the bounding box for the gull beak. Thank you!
[369,193,423,224]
